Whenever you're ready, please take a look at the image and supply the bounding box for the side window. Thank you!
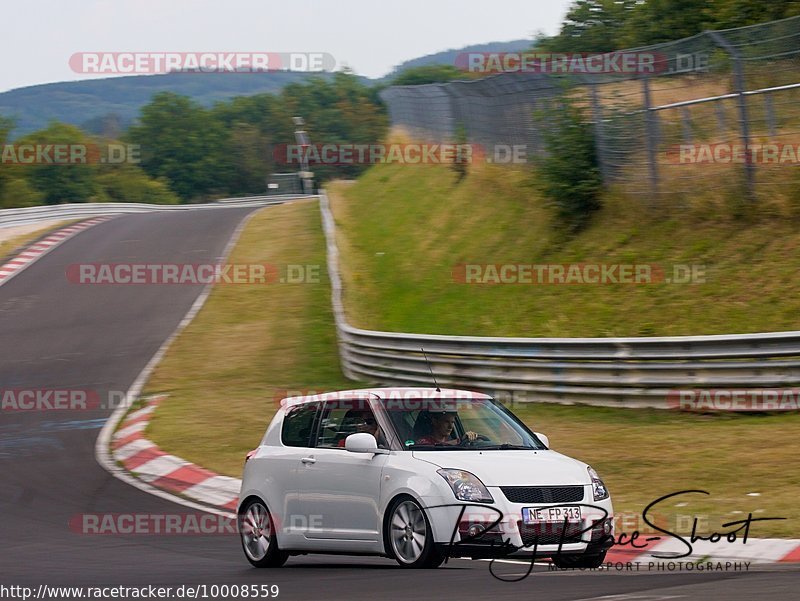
[281,402,320,447]
[315,401,385,449]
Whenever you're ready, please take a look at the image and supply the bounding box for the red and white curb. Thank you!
[111,396,241,512]
[0,217,112,286]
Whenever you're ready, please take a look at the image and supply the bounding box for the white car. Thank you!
[238,387,614,569]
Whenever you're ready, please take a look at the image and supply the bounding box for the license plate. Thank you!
[522,506,582,524]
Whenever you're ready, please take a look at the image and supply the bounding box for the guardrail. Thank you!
[0,195,314,229]
[319,190,800,408]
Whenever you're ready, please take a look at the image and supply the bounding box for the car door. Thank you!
[296,400,388,545]
[276,401,321,546]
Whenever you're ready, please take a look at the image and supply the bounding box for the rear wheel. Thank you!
[239,499,289,568]
[385,497,445,569]
[551,550,607,569]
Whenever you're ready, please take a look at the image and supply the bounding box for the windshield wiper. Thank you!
[477,443,535,450]
[407,444,465,450]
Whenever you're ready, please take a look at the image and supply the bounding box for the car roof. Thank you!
[279,387,492,406]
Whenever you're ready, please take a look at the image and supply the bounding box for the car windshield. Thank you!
[379,397,546,450]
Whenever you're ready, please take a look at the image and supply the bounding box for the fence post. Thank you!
[642,75,660,198]
[715,102,727,138]
[708,30,756,202]
[589,82,610,185]
[680,107,693,144]
[764,93,777,138]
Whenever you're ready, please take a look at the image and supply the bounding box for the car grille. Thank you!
[501,486,584,504]
[518,521,584,547]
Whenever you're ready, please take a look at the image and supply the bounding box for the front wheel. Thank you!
[551,550,607,569]
[239,499,289,568]
[385,497,445,568]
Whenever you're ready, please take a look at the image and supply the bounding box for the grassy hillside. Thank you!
[329,162,800,337]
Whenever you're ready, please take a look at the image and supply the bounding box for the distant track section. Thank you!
[0,194,313,229]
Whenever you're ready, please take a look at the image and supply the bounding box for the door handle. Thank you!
[301,457,316,464]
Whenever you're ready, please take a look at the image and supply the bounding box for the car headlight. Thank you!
[437,469,494,503]
[588,466,609,501]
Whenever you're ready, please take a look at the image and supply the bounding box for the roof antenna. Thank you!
[421,347,440,392]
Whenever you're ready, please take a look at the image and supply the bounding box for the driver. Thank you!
[415,411,480,446]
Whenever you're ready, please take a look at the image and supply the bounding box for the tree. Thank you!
[391,65,465,86]
[127,93,234,201]
[16,122,98,204]
[543,1,636,53]
[709,0,800,29]
[619,0,712,47]
[95,165,179,204]
[537,92,603,232]
[0,117,13,200]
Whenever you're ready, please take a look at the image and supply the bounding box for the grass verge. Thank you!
[145,200,353,476]
[0,220,75,260]
[513,402,799,538]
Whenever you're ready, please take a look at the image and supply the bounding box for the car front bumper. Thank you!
[421,485,614,559]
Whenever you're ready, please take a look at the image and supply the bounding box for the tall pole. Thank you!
[292,116,313,195]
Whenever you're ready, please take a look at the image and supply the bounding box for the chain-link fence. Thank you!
[380,15,800,206]
[380,73,561,160]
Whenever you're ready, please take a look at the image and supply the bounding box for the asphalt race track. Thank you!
[1,207,797,600]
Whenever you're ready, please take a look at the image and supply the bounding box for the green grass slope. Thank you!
[329,163,800,337]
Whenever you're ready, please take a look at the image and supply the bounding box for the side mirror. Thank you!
[535,432,550,448]
[345,432,389,454]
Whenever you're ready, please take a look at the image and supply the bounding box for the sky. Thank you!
[0,0,573,93]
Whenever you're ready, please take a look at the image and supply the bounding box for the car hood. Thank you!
[412,449,590,486]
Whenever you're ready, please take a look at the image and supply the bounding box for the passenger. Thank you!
[338,411,386,447]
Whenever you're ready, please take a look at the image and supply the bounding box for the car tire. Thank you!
[384,496,445,569]
[551,550,607,569]
[239,499,289,568]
